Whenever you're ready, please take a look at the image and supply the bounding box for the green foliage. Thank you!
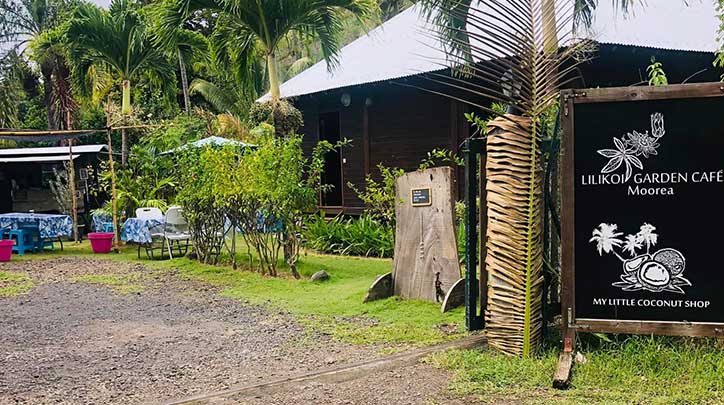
[303,212,394,258]
[647,57,669,86]
[347,163,404,224]
[96,145,176,217]
[141,112,209,151]
[418,148,464,171]
[177,131,343,275]
[247,99,304,137]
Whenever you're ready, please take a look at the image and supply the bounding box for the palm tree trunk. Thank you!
[121,128,128,167]
[267,53,281,100]
[178,48,191,114]
[542,0,559,54]
[41,64,58,130]
[121,79,132,115]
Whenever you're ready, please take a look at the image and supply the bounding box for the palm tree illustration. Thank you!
[623,234,642,258]
[590,223,625,262]
[636,223,658,254]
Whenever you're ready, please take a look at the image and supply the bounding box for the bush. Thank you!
[248,99,303,137]
[303,213,394,258]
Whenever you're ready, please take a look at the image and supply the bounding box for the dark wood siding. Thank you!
[368,86,453,175]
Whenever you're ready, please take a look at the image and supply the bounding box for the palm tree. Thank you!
[636,223,658,254]
[154,0,378,101]
[590,224,624,260]
[0,0,72,129]
[65,0,175,165]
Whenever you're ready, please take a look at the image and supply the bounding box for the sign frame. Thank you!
[410,187,432,207]
[561,82,724,344]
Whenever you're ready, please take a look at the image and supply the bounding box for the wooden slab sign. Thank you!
[393,167,460,303]
[411,187,432,206]
[561,83,724,337]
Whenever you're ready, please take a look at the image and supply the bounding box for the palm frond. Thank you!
[421,0,591,357]
[189,77,237,112]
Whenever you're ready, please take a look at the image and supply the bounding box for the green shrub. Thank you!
[303,212,394,258]
[247,99,303,137]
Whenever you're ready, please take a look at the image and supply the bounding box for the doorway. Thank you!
[318,112,343,207]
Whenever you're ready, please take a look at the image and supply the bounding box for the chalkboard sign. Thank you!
[561,83,724,338]
[411,187,432,207]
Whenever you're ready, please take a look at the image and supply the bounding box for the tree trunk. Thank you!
[121,127,128,167]
[542,0,559,56]
[267,53,281,100]
[178,48,191,114]
[121,79,131,115]
[41,64,58,130]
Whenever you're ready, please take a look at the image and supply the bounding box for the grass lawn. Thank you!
[9,242,724,404]
[430,335,724,404]
[12,241,465,348]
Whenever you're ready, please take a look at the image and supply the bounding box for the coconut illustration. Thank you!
[637,260,671,290]
[652,248,685,276]
[591,223,691,294]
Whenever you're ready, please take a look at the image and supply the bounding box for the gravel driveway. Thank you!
[0,258,465,404]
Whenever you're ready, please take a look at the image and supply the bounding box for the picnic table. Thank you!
[121,217,164,244]
[0,213,73,239]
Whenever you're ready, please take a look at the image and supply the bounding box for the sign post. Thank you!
[560,83,724,362]
[556,83,724,388]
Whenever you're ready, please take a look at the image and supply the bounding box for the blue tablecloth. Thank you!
[92,212,112,232]
[0,213,73,239]
[121,217,164,244]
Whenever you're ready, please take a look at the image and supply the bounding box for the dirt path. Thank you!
[0,258,470,404]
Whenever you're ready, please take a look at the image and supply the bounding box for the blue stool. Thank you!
[9,228,38,255]
[103,223,114,232]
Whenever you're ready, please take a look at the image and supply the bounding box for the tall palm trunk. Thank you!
[178,48,190,114]
[267,53,281,100]
[41,63,58,130]
[121,79,131,166]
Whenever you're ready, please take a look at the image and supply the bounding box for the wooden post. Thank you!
[106,128,120,251]
[66,111,79,243]
[67,138,79,243]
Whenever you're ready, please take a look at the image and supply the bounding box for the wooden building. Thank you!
[0,145,108,214]
[262,3,721,213]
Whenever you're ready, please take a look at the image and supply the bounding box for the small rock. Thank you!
[310,271,330,282]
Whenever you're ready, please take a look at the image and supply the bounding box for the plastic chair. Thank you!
[162,206,191,259]
[135,207,164,221]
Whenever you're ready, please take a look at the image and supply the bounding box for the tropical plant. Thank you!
[647,57,668,86]
[154,0,378,100]
[303,212,394,258]
[421,0,593,357]
[0,56,24,128]
[0,0,75,129]
[65,0,175,165]
[347,163,404,224]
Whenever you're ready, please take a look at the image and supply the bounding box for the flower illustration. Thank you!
[651,113,665,138]
[597,137,644,182]
[597,113,665,181]
[624,130,659,158]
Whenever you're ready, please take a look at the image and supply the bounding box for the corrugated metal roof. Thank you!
[0,154,81,163]
[261,1,718,101]
[0,145,107,156]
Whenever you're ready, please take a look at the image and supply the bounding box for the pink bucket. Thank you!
[88,232,114,254]
[0,240,15,262]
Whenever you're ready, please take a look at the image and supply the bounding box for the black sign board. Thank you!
[561,83,724,338]
[411,187,432,207]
